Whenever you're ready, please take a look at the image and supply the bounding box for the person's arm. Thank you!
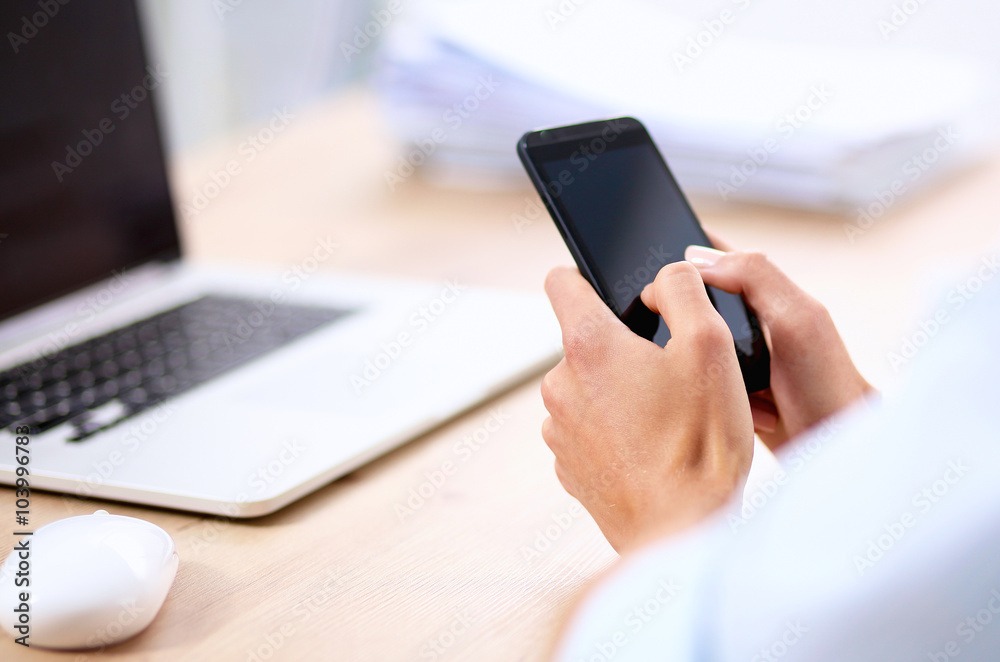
[541,241,873,552]
[551,269,1000,661]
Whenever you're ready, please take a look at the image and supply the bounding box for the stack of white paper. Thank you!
[375,0,990,211]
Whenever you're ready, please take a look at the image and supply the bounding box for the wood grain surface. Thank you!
[3,87,999,660]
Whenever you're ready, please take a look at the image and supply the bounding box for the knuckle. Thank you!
[774,292,830,338]
[800,294,831,323]
[541,416,556,447]
[561,322,601,362]
[544,266,576,300]
[656,260,700,283]
[742,251,771,274]
[764,292,796,320]
[738,251,807,322]
[540,370,559,411]
[543,268,563,297]
[554,460,576,496]
[797,296,835,334]
[689,318,734,355]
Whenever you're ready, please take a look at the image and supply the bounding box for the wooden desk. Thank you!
[4,88,1000,660]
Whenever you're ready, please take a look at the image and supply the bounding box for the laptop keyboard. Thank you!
[1,296,350,441]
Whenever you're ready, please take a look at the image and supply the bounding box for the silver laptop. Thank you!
[0,2,560,517]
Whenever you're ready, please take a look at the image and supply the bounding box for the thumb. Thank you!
[639,261,727,340]
[684,246,805,327]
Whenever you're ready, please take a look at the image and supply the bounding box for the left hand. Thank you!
[540,263,755,553]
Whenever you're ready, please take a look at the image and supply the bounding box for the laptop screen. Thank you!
[0,1,180,324]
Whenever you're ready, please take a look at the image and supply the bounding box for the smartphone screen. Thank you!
[519,118,769,391]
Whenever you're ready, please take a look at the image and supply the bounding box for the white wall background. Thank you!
[653,0,1000,129]
[137,0,378,154]
[138,0,1000,155]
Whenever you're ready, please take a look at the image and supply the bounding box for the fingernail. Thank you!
[685,245,725,268]
[751,407,777,434]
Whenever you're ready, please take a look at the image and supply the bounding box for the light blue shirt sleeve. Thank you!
[554,270,1000,661]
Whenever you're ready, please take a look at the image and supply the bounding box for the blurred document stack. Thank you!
[375,0,991,212]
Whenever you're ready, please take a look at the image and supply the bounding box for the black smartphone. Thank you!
[517,117,770,393]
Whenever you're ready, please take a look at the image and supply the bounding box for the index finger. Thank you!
[544,266,621,338]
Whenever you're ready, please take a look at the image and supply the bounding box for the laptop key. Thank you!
[1,295,350,441]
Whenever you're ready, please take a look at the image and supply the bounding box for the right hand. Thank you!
[682,241,874,451]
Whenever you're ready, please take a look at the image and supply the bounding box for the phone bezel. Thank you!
[517,117,771,393]
[518,119,657,316]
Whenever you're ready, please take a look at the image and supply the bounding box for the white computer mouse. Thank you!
[0,510,178,649]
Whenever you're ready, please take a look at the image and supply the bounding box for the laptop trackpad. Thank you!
[233,346,445,420]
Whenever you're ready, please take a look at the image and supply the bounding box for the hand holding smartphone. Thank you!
[517,117,770,392]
